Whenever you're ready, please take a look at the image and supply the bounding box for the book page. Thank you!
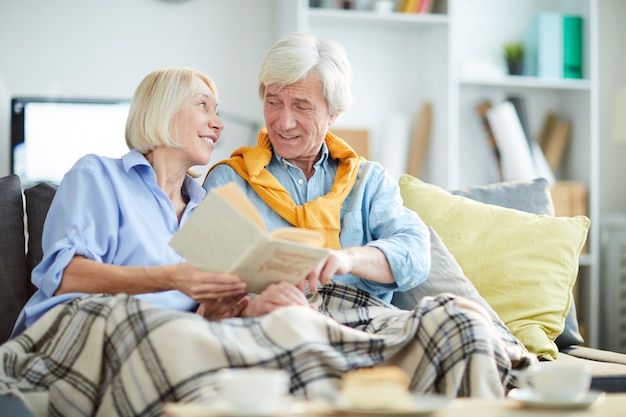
[215,182,266,231]
[268,227,325,247]
[234,240,329,294]
[169,186,265,272]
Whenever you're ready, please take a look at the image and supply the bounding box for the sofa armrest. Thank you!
[562,345,626,366]
[557,346,626,393]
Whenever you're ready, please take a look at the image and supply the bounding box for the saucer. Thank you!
[162,401,304,417]
[508,388,605,410]
[334,394,451,416]
[203,397,302,417]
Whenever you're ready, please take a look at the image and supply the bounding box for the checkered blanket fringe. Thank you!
[0,282,534,417]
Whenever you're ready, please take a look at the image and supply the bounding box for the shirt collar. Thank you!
[122,149,151,172]
[183,175,206,205]
[122,149,205,204]
[273,140,330,170]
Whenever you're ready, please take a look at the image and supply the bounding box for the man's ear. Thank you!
[328,114,338,127]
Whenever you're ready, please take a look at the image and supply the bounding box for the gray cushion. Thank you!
[451,178,584,349]
[24,182,58,274]
[450,177,555,216]
[555,298,584,348]
[392,226,507,334]
[0,175,27,342]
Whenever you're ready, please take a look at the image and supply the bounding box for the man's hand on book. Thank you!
[241,281,315,317]
[300,250,353,294]
[300,247,395,294]
[298,250,363,295]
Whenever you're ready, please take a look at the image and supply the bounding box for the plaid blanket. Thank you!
[0,282,534,417]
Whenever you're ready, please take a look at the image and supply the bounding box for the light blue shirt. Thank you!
[12,150,204,336]
[203,142,431,302]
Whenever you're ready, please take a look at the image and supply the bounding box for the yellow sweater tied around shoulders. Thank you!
[210,128,363,249]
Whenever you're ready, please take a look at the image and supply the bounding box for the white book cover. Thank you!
[486,101,538,182]
[169,183,330,294]
[530,140,556,186]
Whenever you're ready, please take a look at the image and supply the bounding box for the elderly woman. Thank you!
[12,67,256,336]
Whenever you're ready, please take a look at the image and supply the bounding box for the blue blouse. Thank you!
[12,150,204,336]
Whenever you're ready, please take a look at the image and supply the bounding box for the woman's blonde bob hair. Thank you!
[126,67,218,153]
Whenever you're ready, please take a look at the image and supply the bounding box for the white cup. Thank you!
[518,363,591,402]
[216,368,290,413]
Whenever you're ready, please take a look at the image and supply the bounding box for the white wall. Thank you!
[2,0,626,214]
[598,0,626,213]
[0,0,280,177]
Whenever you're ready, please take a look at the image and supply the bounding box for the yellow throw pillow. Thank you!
[399,174,590,360]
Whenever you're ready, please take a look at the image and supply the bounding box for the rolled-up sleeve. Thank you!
[13,152,200,335]
[32,163,122,297]
[339,163,431,300]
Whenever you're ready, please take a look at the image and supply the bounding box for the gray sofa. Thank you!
[2,173,626,416]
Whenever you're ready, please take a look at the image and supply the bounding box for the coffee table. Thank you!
[164,393,626,417]
[433,393,626,417]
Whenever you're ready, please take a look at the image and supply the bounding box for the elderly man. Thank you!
[203,32,431,312]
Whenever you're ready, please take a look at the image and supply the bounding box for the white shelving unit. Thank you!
[448,0,599,348]
[277,0,600,348]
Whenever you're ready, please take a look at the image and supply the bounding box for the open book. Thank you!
[169,182,330,294]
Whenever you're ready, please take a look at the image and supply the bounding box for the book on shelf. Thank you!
[538,113,571,174]
[169,182,330,294]
[486,101,535,182]
[475,100,503,182]
[417,0,434,14]
[529,140,556,185]
[506,95,531,143]
[406,101,432,177]
[524,12,584,79]
[505,95,555,184]
[524,12,563,78]
[550,181,587,252]
[486,100,554,184]
[550,181,587,218]
[537,112,557,149]
[398,0,420,13]
[563,15,583,79]
[399,0,437,13]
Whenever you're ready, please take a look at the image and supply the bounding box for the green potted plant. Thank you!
[503,41,525,75]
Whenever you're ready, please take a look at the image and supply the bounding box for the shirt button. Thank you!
[298,179,304,185]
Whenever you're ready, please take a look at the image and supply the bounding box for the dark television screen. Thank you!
[11,97,131,185]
